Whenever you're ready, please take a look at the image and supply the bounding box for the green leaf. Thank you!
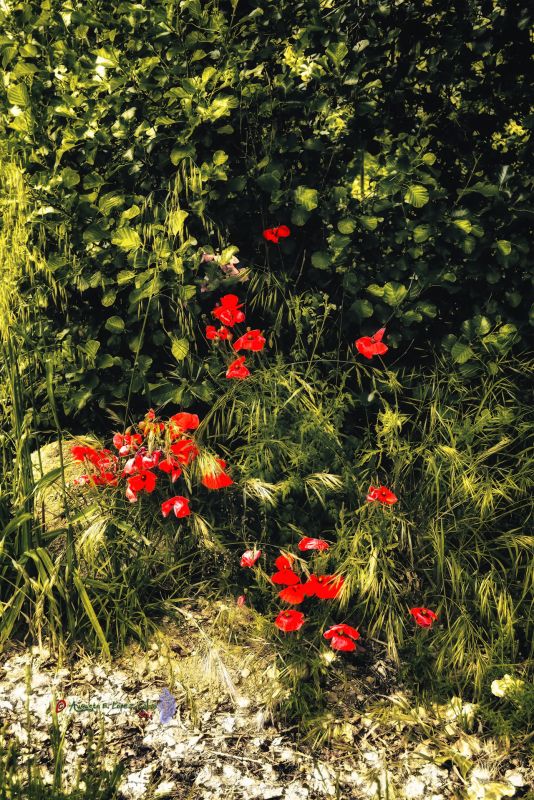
[257,173,280,192]
[98,192,124,216]
[327,41,349,66]
[112,227,141,250]
[451,341,474,364]
[220,245,239,265]
[453,219,472,234]
[294,186,319,211]
[80,340,100,360]
[168,209,189,236]
[7,84,30,107]
[366,284,384,298]
[413,225,431,243]
[122,204,141,220]
[104,316,125,333]
[101,290,117,307]
[337,219,356,234]
[170,145,195,165]
[359,216,379,231]
[404,184,429,208]
[421,152,436,165]
[213,150,228,165]
[291,207,310,226]
[171,337,189,361]
[117,270,136,285]
[311,251,330,270]
[350,299,374,320]
[383,282,408,306]
[496,239,512,256]
[61,167,80,188]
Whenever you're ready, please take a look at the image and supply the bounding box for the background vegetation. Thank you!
[0,0,532,737]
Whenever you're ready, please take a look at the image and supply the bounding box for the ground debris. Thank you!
[0,608,531,800]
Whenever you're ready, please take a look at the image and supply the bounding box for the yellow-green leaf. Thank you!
[404,184,429,208]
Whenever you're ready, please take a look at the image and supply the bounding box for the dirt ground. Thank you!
[0,602,530,800]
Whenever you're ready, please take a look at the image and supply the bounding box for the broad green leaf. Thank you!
[404,184,429,208]
[311,251,330,270]
[451,341,474,364]
[337,218,356,234]
[80,340,100,359]
[220,245,239,265]
[98,192,124,216]
[101,290,117,307]
[413,225,431,243]
[122,204,141,220]
[291,207,310,226]
[168,209,189,236]
[61,167,80,188]
[496,239,511,256]
[360,216,379,231]
[366,284,384,298]
[421,152,436,165]
[351,299,374,320]
[257,173,280,192]
[112,226,141,250]
[104,315,125,333]
[383,282,408,306]
[117,270,136,285]
[213,150,228,166]
[294,186,319,211]
[7,83,30,106]
[171,337,189,361]
[170,145,195,165]
[453,219,472,234]
[327,41,349,66]
[416,301,437,318]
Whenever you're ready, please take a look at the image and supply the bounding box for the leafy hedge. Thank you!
[0,0,531,418]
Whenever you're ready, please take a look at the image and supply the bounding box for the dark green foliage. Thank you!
[0,0,531,418]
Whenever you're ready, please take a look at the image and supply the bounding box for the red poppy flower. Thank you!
[170,439,199,464]
[233,330,266,352]
[237,594,247,607]
[201,458,233,490]
[92,471,118,486]
[298,537,329,552]
[355,327,388,359]
[278,584,306,604]
[226,356,250,380]
[112,433,143,455]
[212,294,245,327]
[263,226,291,244]
[329,635,356,652]
[169,412,200,432]
[303,574,344,599]
[409,607,438,629]
[271,568,300,586]
[274,609,305,632]
[206,325,232,341]
[324,624,360,641]
[240,549,262,567]
[161,495,191,519]
[140,450,163,469]
[127,469,156,494]
[366,485,398,505]
[158,457,182,482]
[71,444,101,463]
[275,554,294,570]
